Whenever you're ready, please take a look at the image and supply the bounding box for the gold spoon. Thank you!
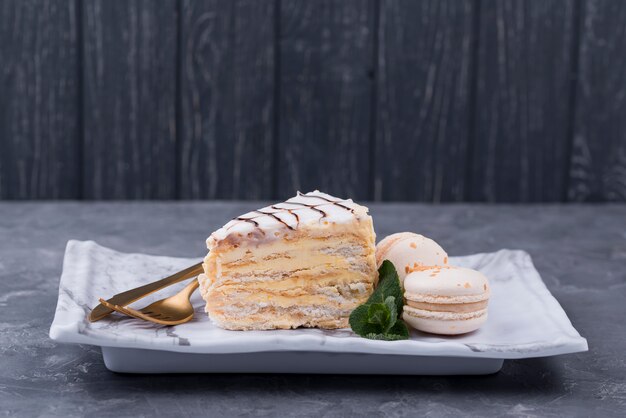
[99,279,200,325]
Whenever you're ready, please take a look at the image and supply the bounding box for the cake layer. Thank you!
[204,281,372,309]
[204,227,374,282]
[211,243,362,276]
[212,272,373,291]
[209,303,354,330]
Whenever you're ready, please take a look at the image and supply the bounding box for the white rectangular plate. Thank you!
[50,241,587,374]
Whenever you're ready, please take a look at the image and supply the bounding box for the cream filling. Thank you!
[406,299,489,313]
[221,252,350,274]
[404,292,489,304]
[403,305,488,320]
[204,235,377,287]
[211,236,371,267]
[214,302,353,319]
[214,272,372,290]
[210,234,374,266]
[207,283,371,310]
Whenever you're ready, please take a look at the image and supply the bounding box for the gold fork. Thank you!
[99,279,200,325]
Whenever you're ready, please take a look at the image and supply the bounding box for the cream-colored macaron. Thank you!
[376,232,448,283]
[402,265,490,335]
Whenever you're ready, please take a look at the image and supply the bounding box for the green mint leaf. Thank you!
[384,296,398,333]
[364,333,388,340]
[349,260,409,341]
[363,321,409,341]
[369,261,403,317]
[387,320,410,339]
[367,303,391,329]
[349,305,380,336]
[369,261,404,315]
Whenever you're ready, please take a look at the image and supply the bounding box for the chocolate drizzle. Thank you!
[219,192,359,237]
[255,210,295,230]
[272,205,300,224]
[281,201,328,219]
[296,191,356,213]
[230,211,295,231]
[234,217,259,227]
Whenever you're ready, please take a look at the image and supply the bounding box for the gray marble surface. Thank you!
[1,202,624,417]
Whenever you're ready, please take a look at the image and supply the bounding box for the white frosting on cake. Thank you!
[207,190,370,249]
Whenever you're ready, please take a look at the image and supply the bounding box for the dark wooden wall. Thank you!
[1,0,625,202]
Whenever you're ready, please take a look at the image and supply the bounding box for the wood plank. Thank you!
[179,0,275,200]
[569,0,626,202]
[277,0,374,201]
[0,0,79,199]
[375,0,474,202]
[82,0,177,199]
[471,0,576,202]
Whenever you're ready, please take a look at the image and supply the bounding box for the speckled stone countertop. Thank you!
[1,202,624,417]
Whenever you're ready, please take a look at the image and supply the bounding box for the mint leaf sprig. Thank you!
[349,260,409,341]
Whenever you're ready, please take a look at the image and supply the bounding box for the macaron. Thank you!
[402,265,490,335]
[376,232,448,283]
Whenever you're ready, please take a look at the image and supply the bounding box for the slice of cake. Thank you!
[198,190,378,330]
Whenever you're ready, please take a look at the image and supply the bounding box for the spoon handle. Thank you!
[181,278,200,299]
